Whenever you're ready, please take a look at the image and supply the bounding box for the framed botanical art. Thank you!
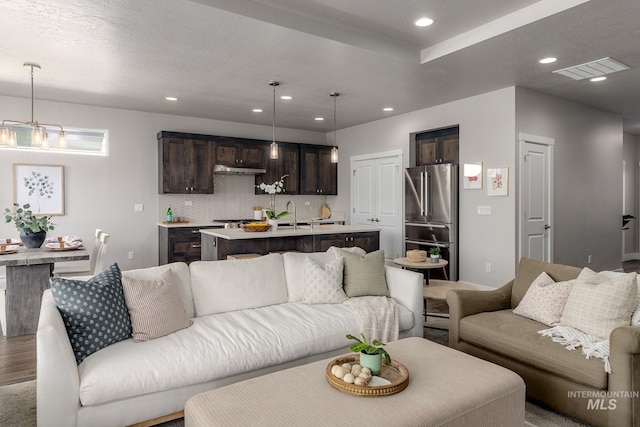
[463,162,483,190]
[487,167,509,196]
[13,163,65,215]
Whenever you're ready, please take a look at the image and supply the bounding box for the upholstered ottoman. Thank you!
[185,337,525,427]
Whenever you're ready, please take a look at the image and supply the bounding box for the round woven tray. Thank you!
[325,354,409,397]
[240,223,271,232]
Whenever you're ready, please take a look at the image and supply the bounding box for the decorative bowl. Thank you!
[240,222,271,232]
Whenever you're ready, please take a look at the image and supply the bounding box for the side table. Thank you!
[392,257,448,285]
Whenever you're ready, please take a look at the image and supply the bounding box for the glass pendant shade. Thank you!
[0,127,8,145]
[31,125,45,146]
[9,131,17,147]
[57,130,67,149]
[331,146,339,163]
[269,141,278,160]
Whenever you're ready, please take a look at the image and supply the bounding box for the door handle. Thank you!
[367,218,375,222]
[374,218,380,222]
[420,172,425,216]
[544,224,551,230]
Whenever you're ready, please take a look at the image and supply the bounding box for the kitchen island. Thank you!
[200,225,379,260]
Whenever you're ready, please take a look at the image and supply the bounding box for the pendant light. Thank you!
[0,62,67,150]
[269,81,280,160]
[330,91,340,163]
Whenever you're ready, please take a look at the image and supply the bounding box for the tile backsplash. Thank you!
[158,174,343,223]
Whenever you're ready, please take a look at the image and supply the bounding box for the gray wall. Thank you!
[330,87,517,287]
[515,88,623,271]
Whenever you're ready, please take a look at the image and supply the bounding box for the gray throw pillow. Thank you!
[51,263,132,364]
[329,248,389,297]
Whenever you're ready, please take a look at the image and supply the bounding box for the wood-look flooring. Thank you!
[2,260,639,387]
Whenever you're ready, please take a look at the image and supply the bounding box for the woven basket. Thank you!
[406,249,427,262]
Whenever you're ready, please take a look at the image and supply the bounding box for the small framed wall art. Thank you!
[487,167,509,196]
[13,163,65,215]
[463,162,483,190]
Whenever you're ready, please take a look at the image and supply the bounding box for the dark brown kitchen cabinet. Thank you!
[159,226,220,264]
[256,143,300,194]
[158,132,214,194]
[215,138,265,169]
[300,144,337,195]
[414,126,459,165]
[312,231,379,253]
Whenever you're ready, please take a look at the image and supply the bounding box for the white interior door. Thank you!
[352,152,403,262]
[519,134,554,262]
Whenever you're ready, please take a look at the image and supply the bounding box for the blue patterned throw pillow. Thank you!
[51,263,132,364]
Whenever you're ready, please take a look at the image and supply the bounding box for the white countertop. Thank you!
[158,218,344,228]
[200,224,377,240]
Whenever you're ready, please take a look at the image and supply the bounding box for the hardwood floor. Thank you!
[0,260,638,388]
[0,334,36,386]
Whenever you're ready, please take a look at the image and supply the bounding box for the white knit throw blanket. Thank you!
[343,296,399,343]
[538,326,611,373]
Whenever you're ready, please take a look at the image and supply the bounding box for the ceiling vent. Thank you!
[553,57,630,80]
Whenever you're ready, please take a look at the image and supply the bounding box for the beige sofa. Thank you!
[447,257,640,427]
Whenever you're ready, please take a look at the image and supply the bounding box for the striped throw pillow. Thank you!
[121,269,192,342]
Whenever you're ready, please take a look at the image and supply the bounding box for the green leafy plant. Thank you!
[4,203,55,234]
[346,333,391,364]
[265,209,290,220]
[429,247,441,256]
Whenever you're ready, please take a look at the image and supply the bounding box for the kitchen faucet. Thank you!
[286,200,297,230]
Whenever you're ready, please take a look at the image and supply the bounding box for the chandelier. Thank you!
[0,62,67,150]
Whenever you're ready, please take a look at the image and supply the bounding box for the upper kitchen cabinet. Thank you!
[214,137,265,169]
[300,144,337,195]
[413,126,459,166]
[256,142,300,194]
[158,131,214,194]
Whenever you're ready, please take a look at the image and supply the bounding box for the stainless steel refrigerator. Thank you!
[404,164,458,281]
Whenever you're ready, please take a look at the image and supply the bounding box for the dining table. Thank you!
[0,244,89,337]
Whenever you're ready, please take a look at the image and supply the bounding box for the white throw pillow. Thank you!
[302,256,346,304]
[513,272,574,326]
[282,252,335,302]
[598,270,640,325]
[560,268,637,339]
[190,253,288,316]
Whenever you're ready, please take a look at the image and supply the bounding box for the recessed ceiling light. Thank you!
[590,76,607,82]
[252,108,263,113]
[414,17,434,27]
[314,117,324,121]
[383,107,394,112]
[165,96,178,101]
[539,57,557,64]
[280,95,292,100]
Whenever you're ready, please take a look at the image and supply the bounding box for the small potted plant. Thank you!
[4,203,55,248]
[346,333,391,376]
[429,247,441,263]
[255,175,290,231]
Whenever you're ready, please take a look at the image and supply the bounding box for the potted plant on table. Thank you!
[429,247,441,263]
[4,203,55,248]
[346,333,391,376]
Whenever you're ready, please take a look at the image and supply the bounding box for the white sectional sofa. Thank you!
[37,251,423,427]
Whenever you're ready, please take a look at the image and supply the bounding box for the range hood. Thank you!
[213,164,266,175]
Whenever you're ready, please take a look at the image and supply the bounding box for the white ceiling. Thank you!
[1,0,639,135]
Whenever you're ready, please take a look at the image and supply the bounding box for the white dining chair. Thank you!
[54,229,108,277]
